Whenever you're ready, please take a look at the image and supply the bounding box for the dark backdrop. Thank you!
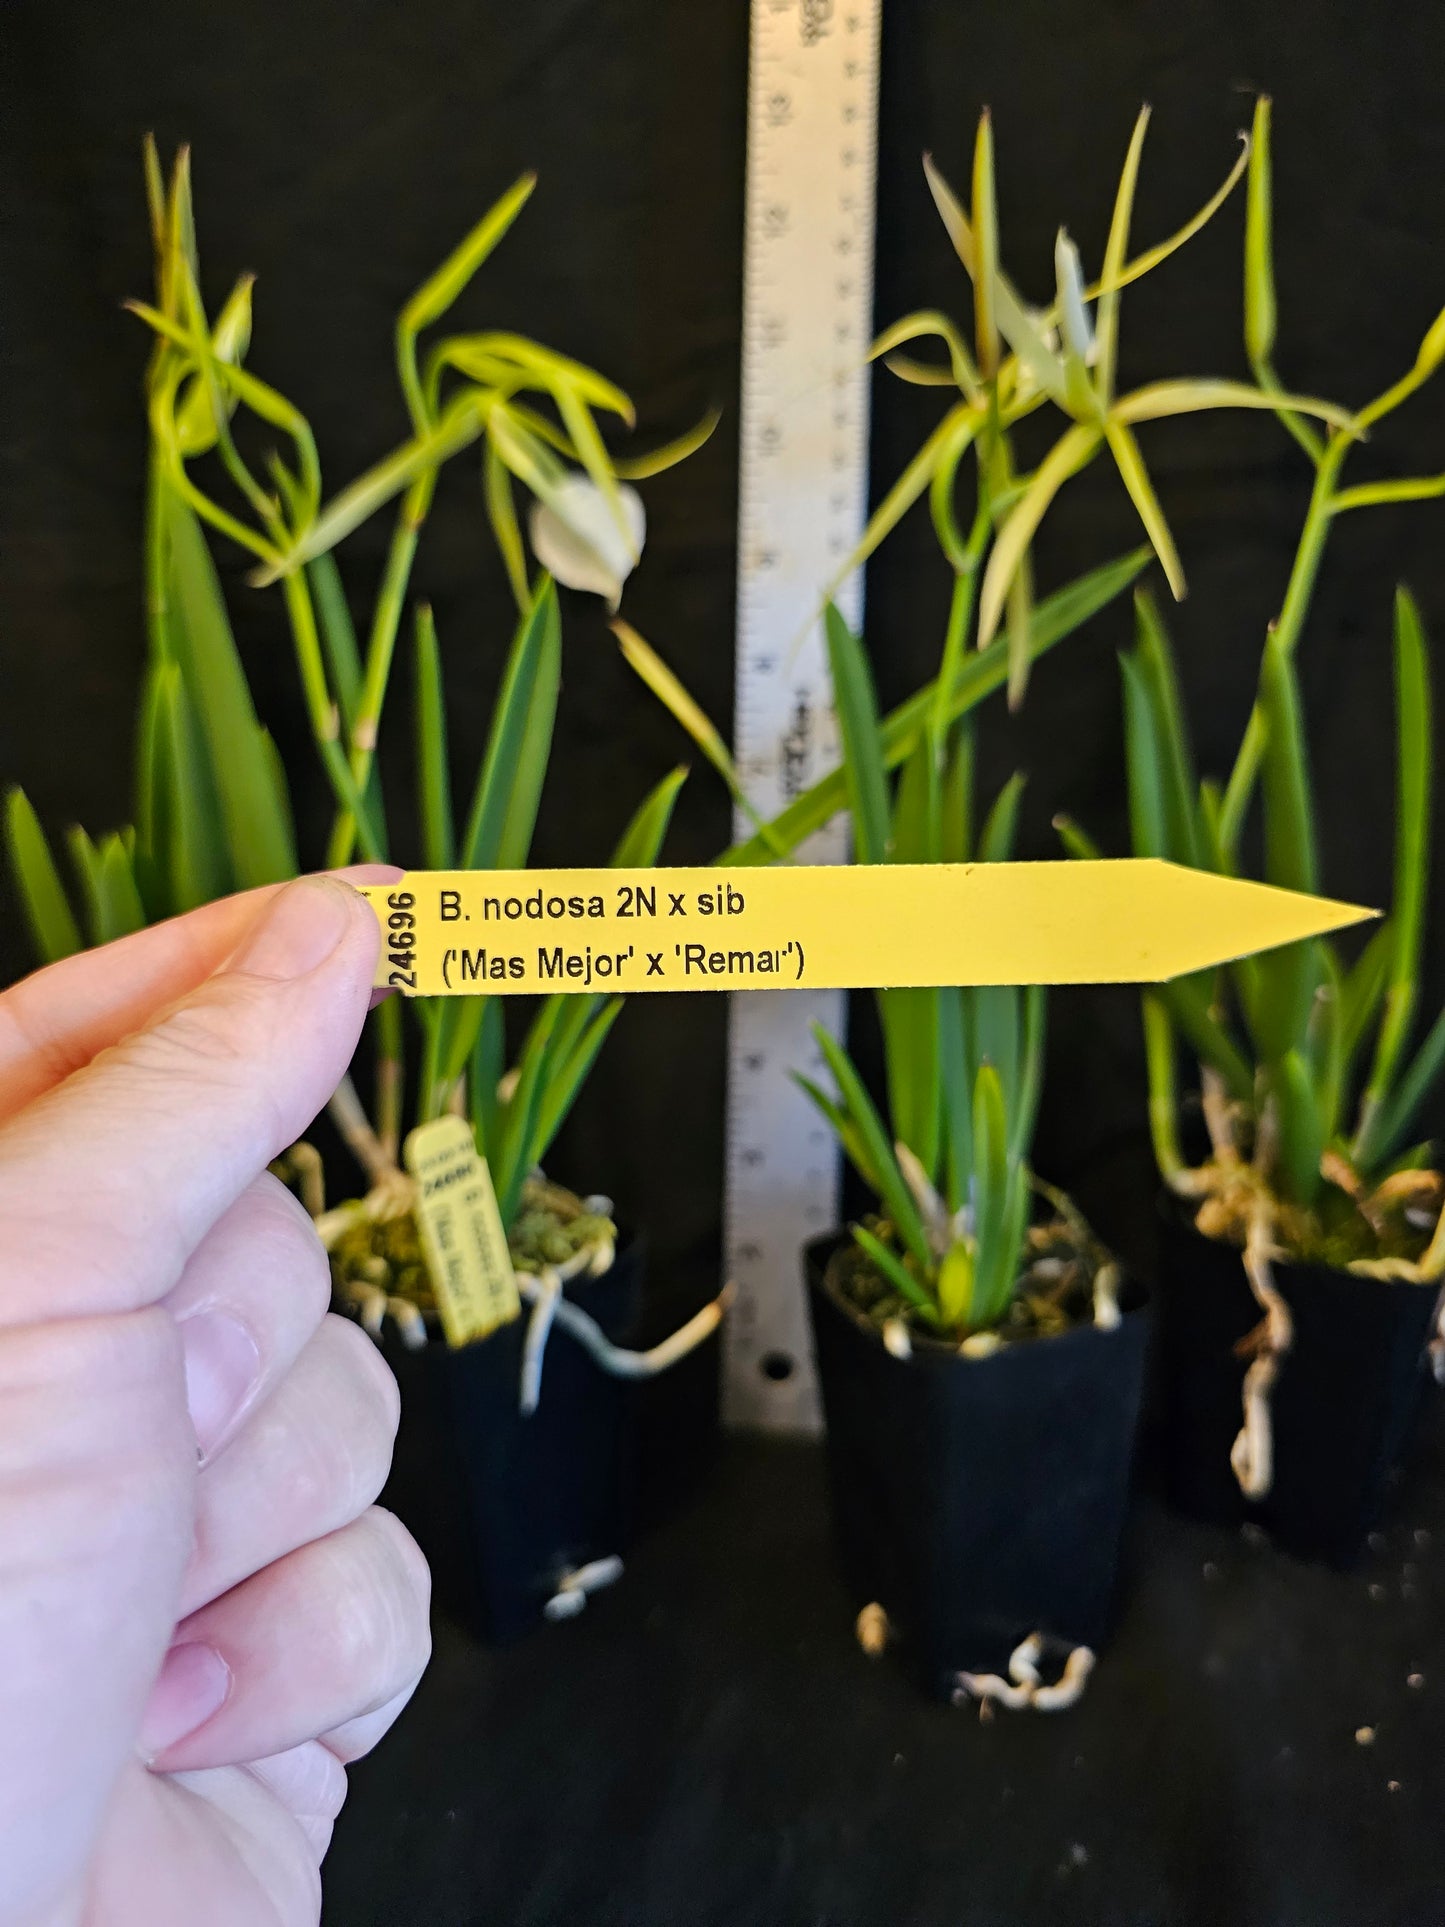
[3,0,1444,1317]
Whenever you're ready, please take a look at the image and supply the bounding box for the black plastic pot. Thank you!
[1155,1201,1441,1566]
[805,1234,1150,1697]
[373,1239,644,1642]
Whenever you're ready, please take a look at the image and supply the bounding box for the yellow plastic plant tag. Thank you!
[403,1116,522,1348]
[360,861,1371,997]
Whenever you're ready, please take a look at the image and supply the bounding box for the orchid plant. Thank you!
[5,142,708,1287]
[829,105,1355,712]
[1053,98,1445,1280]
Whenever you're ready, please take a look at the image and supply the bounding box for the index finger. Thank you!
[0,877,383,1328]
[0,866,399,1123]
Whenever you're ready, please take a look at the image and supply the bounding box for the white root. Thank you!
[286,1141,326,1220]
[542,1554,625,1622]
[951,1633,1096,1714]
[1230,1201,1293,1501]
[1032,1647,1096,1711]
[882,1318,912,1360]
[326,1075,397,1188]
[1092,1260,1122,1331]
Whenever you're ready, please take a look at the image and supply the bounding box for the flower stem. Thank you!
[326,469,437,866]
[1219,431,1350,851]
[281,570,387,861]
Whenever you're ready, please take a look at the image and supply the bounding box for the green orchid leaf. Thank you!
[529,996,626,1172]
[1274,1048,1325,1206]
[824,602,892,865]
[460,577,561,872]
[813,1023,932,1271]
[978,771,1026,863]
[1355,588,1432,1167]
[1368,1002,1445,1166]
[723,548,1151,865]
[794,1072,882,1196]
[851,1222,939,1322]
[164,486,298,887]
[6,790,82,964]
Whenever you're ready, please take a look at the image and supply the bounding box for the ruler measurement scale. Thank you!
[726,0,882,1433]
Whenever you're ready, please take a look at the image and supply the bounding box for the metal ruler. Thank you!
[724,0,882,1433]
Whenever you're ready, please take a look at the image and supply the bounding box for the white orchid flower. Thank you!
[529,474,645,609]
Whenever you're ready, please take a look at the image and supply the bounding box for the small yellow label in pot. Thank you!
[403,1116,521,1348]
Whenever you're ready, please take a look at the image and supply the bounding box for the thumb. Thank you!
[0,876,381,1331]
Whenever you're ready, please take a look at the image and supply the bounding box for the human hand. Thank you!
[0,875,431,1927]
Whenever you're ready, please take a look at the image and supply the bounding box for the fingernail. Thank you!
[232,876,355,981]
[179,1308,261,1462]
[138,1641,232,1760]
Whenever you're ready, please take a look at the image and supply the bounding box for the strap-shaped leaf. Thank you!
[1341,922,1394,1070]
[149,660,228,914]
[1013,983,1047,1161]
[824,602,891,865]
[1355,588,1432,1166]
[813,1023,931,1270]
[724,549,1150,865]
[67,827,105,947]
[414,604,455,871]
[164,487,297,886]
[969,1063,1015,1320]
[610,766,688,869]
[493,998,563,1227]
[936,986,974,1215]
[528,997,625,1172]
[940,720,975,865]
[6,789,81,963]
[468,996,505,1162]
[1252,625,1319,1062]
[96,833,146,943]
[878,988,941,1186]
[459,577,561,871]
[1120,648,1167,859]
[1273,1049,1325,1206]
[851,1221,940,1323]
[794,1071,882,1197]
[1368,1002,1445,1165]
[977,771,1026,862]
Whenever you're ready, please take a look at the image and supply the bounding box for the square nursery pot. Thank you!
[805,1234,1150,1697]
[371,1237,644,1643]
[1155,1201,1442,1567]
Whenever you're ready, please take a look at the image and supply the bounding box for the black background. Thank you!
[4,0,1444,1315]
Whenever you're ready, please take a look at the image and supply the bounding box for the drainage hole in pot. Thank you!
[760,1351,795,1382]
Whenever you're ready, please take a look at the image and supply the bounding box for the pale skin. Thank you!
[0,873,431,1927]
